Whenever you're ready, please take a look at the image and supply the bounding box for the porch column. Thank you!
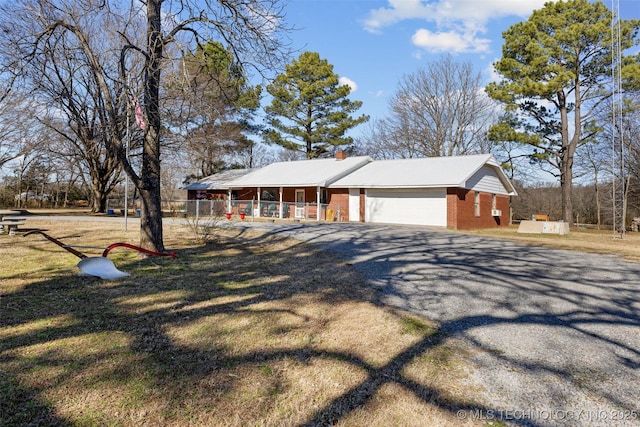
[316,186,321,221]
[279,187,283,219]
[257,187,261,217]
[227,189,232,213]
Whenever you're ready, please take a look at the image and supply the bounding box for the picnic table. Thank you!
[0,215,27,235]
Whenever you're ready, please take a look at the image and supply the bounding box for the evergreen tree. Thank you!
[264,51,369,159]
[169,41,261,177]
[486,0,639,225]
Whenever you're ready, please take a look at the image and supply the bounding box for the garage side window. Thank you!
[474,191,480,217]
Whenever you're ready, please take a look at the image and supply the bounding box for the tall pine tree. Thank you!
[486,0,639,225]
[264,51,368,159]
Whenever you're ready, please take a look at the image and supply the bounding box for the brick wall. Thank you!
[448,188,510,229]
[446,189,459,228]
[328,189,349,221]
[281,188,296,200]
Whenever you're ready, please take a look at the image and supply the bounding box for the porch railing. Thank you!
[106,199,340,221]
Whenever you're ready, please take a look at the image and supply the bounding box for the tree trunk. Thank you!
[559,101,572,225]
[558,87,577,227]
[89,174,111,213]
[139,185,164,252]
[561,159,573,226]
[137,0,165,253]
[90,188,108,213]
[594,170,601,230]
[623,174,631,235]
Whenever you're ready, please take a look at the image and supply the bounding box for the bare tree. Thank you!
[43,113,123,212]
[618,96,640,225]
[576,140,609,229]
[579,95,640,230]
[12,143,49,208]
[362,54,495,159]
[0,0,291,251]
[0,94,41,171]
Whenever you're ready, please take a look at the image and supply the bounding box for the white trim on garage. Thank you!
[364,188,447,226]
[348,188,360,221]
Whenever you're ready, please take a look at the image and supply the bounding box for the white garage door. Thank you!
[365,188,447,226]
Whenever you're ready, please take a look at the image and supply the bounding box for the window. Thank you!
[261,189,277,201]
[474,191,480,217]
[492,194,496,210]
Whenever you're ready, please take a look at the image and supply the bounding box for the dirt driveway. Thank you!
[243,221,640,426]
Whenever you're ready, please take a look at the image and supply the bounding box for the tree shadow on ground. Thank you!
[3,223,639,426]
[263,222,640,425]
[0,227,490,426]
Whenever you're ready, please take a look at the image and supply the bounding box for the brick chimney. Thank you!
[336,150,347,160]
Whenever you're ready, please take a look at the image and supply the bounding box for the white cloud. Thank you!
[339,76,358,92]
[411,28,490,53]
[363,0,553,53]
[363,0,550,33]
[485,60,502,83]
[363,0,434,33]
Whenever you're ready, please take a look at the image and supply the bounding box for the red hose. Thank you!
[102,243,177,259]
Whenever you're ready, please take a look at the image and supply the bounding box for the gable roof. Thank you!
[228,156,373,188]
[182,168,255,191]
[330,154,517,195]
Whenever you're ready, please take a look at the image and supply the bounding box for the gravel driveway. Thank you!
[238,221,640,427]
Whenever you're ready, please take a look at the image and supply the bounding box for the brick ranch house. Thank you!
[184,152,517,230]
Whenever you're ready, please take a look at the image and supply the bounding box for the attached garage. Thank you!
[365,188,446,226]
[330,154,517,230]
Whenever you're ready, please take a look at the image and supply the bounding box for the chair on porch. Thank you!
[267,203,278,217]
[239,203,252,215]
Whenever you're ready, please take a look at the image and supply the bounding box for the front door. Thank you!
[295,190,305,218]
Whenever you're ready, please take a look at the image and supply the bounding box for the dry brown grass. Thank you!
[1,219,485,426]
[459,224,640,262]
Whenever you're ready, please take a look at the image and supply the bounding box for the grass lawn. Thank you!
[460,223,640,262]
[1,219,487,427]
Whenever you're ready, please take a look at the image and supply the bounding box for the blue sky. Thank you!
[281,0,640,138]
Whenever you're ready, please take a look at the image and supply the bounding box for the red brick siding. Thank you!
[446,188,459,228]
[327,189,349,221]
[448,188,509,229]
[281,188,296,201]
